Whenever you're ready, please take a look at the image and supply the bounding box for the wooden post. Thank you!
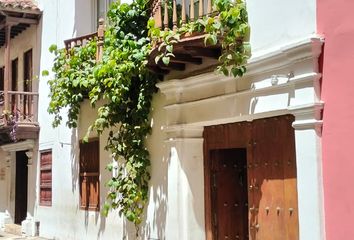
[172,0,177,31]
[4,24,11,114]
[190,0,195,21]
[207,0,212,15]
[154,0,163,29]
[97,18,105,62]
[199,0,203,18]
[164,0,169,31]
[181,0,186,24]
[18,93,22,120]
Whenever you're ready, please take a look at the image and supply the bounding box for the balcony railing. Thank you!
[64,32,98,50]
[148,0,221,76]
[151,0,213,31]
[64,19,105,61]
[63,6,220,76]
[0,91,39,126]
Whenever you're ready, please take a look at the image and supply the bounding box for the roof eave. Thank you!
[0,6,41,17]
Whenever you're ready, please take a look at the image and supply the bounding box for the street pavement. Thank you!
[0,231,48,240]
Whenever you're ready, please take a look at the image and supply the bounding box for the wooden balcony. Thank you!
[64,19,105,61]
[0,4,41,145]
[0,91,39,145]
[64,32,97,50]
[148,0,222,76]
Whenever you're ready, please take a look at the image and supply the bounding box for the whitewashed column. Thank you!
[289,102,325,240]
[164,126,205,240]
[26,150,35,219]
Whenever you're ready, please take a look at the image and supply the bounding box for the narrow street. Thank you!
[0,231,48,240]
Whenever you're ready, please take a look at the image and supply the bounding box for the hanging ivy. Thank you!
[46,0,158,227]
[44,0,250,234]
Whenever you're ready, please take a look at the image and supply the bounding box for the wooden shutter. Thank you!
[79,139,100,211]
[23,49,32,92]
[40,150,52,206]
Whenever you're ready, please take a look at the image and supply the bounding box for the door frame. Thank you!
[1,140,35,224]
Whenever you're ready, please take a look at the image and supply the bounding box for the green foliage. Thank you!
[47,0,158,227]
[46,0,250,231]
[148,0,251,77]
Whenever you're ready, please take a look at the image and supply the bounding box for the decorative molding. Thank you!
[288,102,324,120]
[289,102,324,135]
[5,153,11,168]
[163,125,204,139]
[246,36,323,76]
[292,119,323,130]
[1,139,35,152]
[164,138,204,143]
[157,36,324,135]
[164,72,320,110]
[157,36,324,99]
[25,151,33,166]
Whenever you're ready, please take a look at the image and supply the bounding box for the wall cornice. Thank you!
[157,35,324,137]
[157,36,324,99]
[1,139,35,152]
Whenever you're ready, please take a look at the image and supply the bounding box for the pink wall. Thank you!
[318,1,354,239]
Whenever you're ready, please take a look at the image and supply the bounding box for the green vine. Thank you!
[149,0,251,77]
[46,0,158,227]
[44,0,250,232]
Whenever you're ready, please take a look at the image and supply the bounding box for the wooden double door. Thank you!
[204,115,299,240]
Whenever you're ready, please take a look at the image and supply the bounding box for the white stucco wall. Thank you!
[34,0,120,239]
[35,100,128,239]
[0,151,8,213]
[148,37,324,240]
[1,0,320,239]
[247,0,316,56]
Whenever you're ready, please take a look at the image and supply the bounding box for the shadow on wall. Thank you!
[71,128,79,194]
[71,118,103,235]
[123,93,169,240]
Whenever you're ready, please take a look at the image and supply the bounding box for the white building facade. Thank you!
[0,0,325,239]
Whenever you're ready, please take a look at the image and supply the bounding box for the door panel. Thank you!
[282,116,299,240]
[204,115,299,240]
[211,149,248,240]
[15,151,28,224]
[252,118,286,240]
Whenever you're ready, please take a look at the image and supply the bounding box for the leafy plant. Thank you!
[47,0,158,229]
[149,0,251,77]
[46,0,250,234]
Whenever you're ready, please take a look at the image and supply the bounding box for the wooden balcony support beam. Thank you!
[147,65,170,77]
[158,61,186,71]
[171,53,203,64]
[5,16,39,26]
[183,46,221,59]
